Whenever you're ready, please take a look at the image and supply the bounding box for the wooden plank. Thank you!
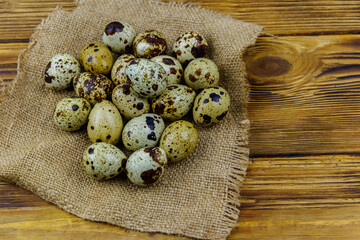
[1,154,360,239]
[1,0,360,41]
[233,206,360,239]
[2,202,360,239]
[245,34,360,155]
[0,43,25,92]
[241,155,360,210]
[0,0,76,41]
[173,0,360,36]
[0,182,48,208]
[0,202,190,239]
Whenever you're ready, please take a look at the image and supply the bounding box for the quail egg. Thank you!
[159,120,198,162]
[122,113,165,151]
[79,42,113,75]
[193,87,230,127]
[151,55,183,85]
[132,30,167,58]
[102,21,136,54]
[112,84,150,120]
[172,31,208,64]
[125,58,167,98]
[82,142,127,180]
[44,53,81,90]
[126,147,167,186]
[53,96,91,131]
[111,54,135,86]
[184,58,219,91]
[87,100,123,145]
[73,72,114,105]
[152,84,196,121]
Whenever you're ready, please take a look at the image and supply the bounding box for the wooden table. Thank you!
[1,0,360,239]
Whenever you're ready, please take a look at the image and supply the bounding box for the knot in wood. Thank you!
[248,56,291,78]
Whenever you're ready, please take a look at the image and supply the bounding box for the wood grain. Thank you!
[0,43,25,91]
[1,0,360,41]
[1,0,360,239]
[245,34,360,155]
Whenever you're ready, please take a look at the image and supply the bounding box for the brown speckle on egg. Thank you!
[192,87,230,127]
[159,120,198,163]
[103,21,136,54]
[172,32,208,64]
[184,58,219,91]
[44,54,81,90]
[105,22,125,35]
[79,42,113,75]
[53,97,91,132]
[140,167,163,185]
[87,100,123,145]
[82,142,126,180]
[112,84,150,120]
[125,58,167,98]
[122,114,165,151]
[133,30,167,59]
[126,147,167,186]
[73,72,113,105]
[151,84,196,121]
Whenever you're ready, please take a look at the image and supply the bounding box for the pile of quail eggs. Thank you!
[47,21,230,187]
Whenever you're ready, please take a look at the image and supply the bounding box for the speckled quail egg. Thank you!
[151,55,183,85]
[73,72,114,105]
[44,54,81,90]
[53,96,91,131]
[132,30,167,58]
[172,31,208,64]
[111,54,135,86]
[184,58,219,91]
[102,21,136,54]
[159,120,198,162]
[152,84,196,121]
[125,58,167,98]
[79,42,113,75]
[126,147,167,186]
[193,87,230,127]
[122,113,165,151]
[87,100,123,145]
[112,84,150,120]
[82,142,127,180]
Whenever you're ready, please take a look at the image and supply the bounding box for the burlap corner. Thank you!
[0,0,263,239]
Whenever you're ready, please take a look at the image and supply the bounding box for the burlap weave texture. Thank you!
[0,0,262,239]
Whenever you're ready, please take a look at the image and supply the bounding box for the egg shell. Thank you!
[184,58,219,91]
[73,72,114,105]
[122,113,165,151]
[44,54,81,90]
[79,42,113,75]
[112,84,150,120]
[53,96,91,131]
[151,55,183,85]
[87,100,123,145]
[132,30,167,59]
[82,142,127,180]
[111,54,135,86]
[193,87,230,127]
[159,120,198,162]
[126,147,167,186]
[172,31,208,64]
[152,84,196,121]
[102,21,136,54]
[125,58,167,98]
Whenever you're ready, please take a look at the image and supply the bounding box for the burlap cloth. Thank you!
[0,0,262,239]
